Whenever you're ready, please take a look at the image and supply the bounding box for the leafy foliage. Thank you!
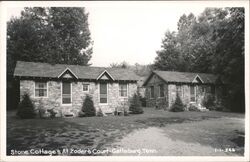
[170,94,185,112]
[188,105,200,112]
[7,7,93,76]
[82,95,96,117]
[129,93,143,114]
[202,94,215,110]
[96,108,104,117]
[154,8,245,112]
[17,93,36,119]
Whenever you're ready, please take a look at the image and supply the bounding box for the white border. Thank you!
[0,1,249,162]
[33,81,48,98]
[61,82,72,106]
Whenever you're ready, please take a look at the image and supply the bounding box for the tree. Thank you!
[129,93,143,114]
[110,61,130,69]
[82,95,96,117]
[17,93,36,119]
[7,7,93,76]
[153,7,245,112]
[154,31,188,71]
[170,94,185,112]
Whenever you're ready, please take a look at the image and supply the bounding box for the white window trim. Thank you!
[158,84,165,98]
[82,83,89,92]
[34,81,48,98]
[99,83,108,105]
[61,82,72,106]
[190,85,196,103]
[119,83,128,98]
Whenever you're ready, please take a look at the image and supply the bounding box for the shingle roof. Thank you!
[14,61,140,81]
[143,70,219,86]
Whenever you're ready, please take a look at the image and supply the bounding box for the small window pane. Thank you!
[119,84,127,97]
[35,82,47,97]
[83,84,89,91]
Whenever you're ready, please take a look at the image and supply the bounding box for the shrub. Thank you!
[96,108,104,117]
[188,105,200,111]
[78,111,86,117]
[16,93,36,119]
[202,94,215,110]
[129,93,143,114]
[170,94,185,112]
[82,95,96,117]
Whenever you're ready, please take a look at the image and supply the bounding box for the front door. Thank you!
[99,83,108,104]
[62,82,71,105]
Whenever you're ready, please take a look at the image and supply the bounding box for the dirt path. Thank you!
[109,118,244,156]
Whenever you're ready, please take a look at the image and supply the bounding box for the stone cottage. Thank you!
[14,61,139,117]
[143,70,223,110]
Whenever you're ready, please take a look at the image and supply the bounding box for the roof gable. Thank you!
[192,75,203,83]
[96,70,115,81]
[58,68,78,79]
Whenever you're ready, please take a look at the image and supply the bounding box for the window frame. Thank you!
[34,81,48,98]
[99,83,108,105]
[61,82,72,106]
[150,86,155,99]
[82,84,89,92]
[158,84,164,98]
[119,83,128,98]
[190,85,196,103]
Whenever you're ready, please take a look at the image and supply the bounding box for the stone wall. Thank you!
[19,80,138,117]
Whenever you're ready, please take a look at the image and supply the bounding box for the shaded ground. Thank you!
[7,108,244,156]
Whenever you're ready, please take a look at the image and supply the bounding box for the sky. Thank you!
[6,2,207,67]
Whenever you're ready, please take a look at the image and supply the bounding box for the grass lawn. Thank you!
[7,108,244,156]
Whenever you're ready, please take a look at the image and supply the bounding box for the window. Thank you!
[150,86,154,98]
[83,84,89,92]
[100,83,107,103]
[119,83,127,97]
[190,85,196,102]
[35,82,47,97]
[62,82,71,104]
[159,84,164,97]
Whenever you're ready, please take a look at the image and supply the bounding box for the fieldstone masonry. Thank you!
[20,80,137,117]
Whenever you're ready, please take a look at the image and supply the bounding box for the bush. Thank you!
[170,94,185,112]
[96,108,104,117]
[202,94,215,110]
[78,111,86,117]
[82,95,96,117]
[188,105,200,111]
[16,93,36,119]
[129,93,143,114]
